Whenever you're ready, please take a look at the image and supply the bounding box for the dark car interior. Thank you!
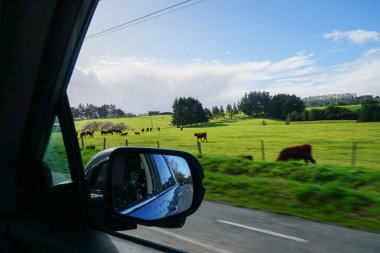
[0,1,203,252]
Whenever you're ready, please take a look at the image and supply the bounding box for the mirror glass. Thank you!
[111,152,193,220]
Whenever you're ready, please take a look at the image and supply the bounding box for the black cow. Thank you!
[194,132,207,142]
[276,144,316,163]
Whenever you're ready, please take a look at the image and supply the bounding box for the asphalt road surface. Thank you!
[124,201,380,253]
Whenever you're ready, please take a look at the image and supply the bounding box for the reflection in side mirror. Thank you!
[111,151,194,221]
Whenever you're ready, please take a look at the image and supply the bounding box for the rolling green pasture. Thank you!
[306,104,362,112]
[75,116,380,170]
[72,116,380,231]
[200,156,380,231]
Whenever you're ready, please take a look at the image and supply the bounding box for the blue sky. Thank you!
[68,0,380,114]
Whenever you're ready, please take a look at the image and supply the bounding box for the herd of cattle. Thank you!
[78,129,126,138]
[77,126,161,138]
[78,127,316,163]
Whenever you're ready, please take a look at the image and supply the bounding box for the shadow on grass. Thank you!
[185,122,228,128]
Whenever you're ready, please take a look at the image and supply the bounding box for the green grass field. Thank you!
[199,155,380,231]
[306,104,362,112]
[73,116,380,231]
[75,116,380,170]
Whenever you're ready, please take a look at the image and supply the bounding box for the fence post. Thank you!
[261,140,265,161]
[81,137,84,149]
[125,139,128,146]
[103,137,106,150]
[197,141,202,155]
[351,142,357,167]
[157,140,160,148]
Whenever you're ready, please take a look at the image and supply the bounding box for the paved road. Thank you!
[124,201,380,253]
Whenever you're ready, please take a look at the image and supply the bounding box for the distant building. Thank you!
[148,111,160,116]
[159,112,173,115]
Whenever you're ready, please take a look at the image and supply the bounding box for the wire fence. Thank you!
[78,133,380,170]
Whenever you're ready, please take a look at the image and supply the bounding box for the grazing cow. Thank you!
[241,155,253,161]
[121,132,128,136]
[146,127,150,132]
[141,128,145,133]
[149,127,153,132]
[80,132,87,138]
[276,144,316,163]
[157,127,160,131]
[135,132,140,135]
[85,131,93,138]
[194,132,207,142]
[106,130,113,135]
[101,130,107,136]
[114,129,122,135]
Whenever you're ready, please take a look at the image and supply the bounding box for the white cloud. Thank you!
[323,29,380,44]
[67,49,380,114]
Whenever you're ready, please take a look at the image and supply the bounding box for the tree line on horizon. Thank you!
[70,103,135,119]
[171,91,380,126]
[302,93,379,107]
[171,91,307,126]
[71,92,380,124]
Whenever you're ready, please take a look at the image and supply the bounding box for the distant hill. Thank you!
[306,104,361,112]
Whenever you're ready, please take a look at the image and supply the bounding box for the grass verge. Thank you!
[198,154,380,232]
[77,145,380,232]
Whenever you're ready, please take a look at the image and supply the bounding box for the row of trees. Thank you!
[75,94,379,125]
[285,98,380,122]
[171,97,208,126]
[303,93,358,107]
[171,92,306,126]
[358,98,380,122]
[289,106,359,121]
[71,103,135,119]
[205,104,239,119]
[237,91,305,119]
[302,93,379,107]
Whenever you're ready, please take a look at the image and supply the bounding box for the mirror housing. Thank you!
[106,147,204,228]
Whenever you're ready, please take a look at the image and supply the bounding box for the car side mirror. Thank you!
[107,147,204,228]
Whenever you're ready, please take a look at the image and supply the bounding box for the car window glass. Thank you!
[43,116,72,186]
[88,161,108,193]
[152,154,176,190]
[67,1,380,252]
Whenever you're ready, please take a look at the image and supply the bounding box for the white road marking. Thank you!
[148,227,235,253]
[216,219,309,243]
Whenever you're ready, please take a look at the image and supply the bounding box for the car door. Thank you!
[1,1,189,252]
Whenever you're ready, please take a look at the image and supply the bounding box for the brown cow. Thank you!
[194,132,207,142]
[276,144,316,163]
